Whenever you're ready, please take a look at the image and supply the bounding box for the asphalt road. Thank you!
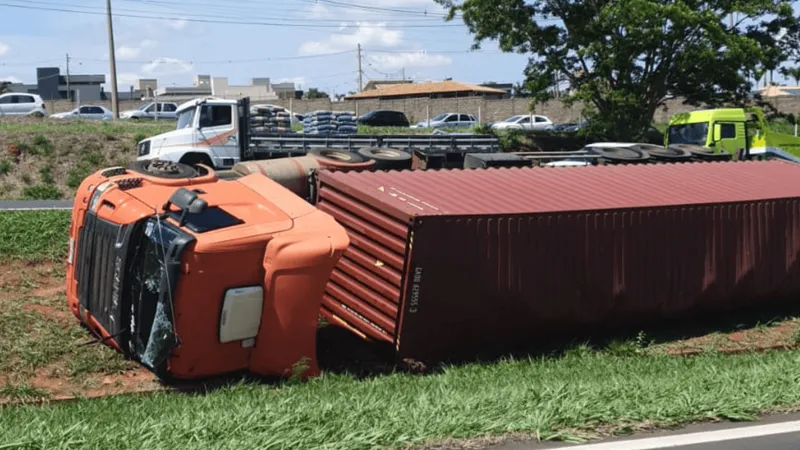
[489,413,800,450]
[0,200,73,211]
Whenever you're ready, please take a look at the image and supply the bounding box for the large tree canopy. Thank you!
[436,0,799,140]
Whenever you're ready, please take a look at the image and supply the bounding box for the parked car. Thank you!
[120,102,179,120]
[357,110,409,127]
[411,113,477,129]
[491,114,553,131]
[50,105,113,120]
[0,93,47,117]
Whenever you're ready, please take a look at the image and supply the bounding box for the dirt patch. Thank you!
[649,318,800,356]
[28,364,162,403]
[0,260,64,302]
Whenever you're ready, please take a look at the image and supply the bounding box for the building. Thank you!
[756,85,800,97]
[345,80,507,101]
[363,79,413,92]
[479,82,513,98]
[6,67,105,101]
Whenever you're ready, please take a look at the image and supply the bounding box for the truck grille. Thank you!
[76,211,127,337]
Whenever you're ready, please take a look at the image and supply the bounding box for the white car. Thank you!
[50,105,113,120]
[0,93,48,117]
[491,114,553,131]
[121,102,179,120]
[411,113,477,129]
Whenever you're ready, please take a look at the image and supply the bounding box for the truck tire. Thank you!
[309,148,376,171]
[357,147,411,170]
[128,160,198,179]
[587,146,650,163]
[632,143,692,162]
[180,153,215,170]
[668,144,732,161]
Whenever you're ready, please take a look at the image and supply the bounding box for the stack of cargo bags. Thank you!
[302,110,358,135]
[250,104,292,134]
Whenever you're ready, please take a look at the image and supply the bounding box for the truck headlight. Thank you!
[89,181,111,212]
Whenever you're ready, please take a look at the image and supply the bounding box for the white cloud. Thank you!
[0,75,21,83]
[299,22,403,55]
[116,39,158,61]
[168,18,188,30]
[0,43,9,57]
[368,52,452,70]
[141,57,193,75]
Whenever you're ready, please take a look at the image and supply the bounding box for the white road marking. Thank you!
[555,420,800,449]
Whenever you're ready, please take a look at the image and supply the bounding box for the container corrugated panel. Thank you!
[317,161,800,360]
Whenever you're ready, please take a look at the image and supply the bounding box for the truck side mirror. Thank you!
[712,123,722,142]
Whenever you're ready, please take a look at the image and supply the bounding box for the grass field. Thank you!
[1,211,800,449]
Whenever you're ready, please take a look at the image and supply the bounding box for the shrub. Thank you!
[39,165,54,185]
[29,135,54,157]
[133,133,147,144]
[20,173,32,185]
[22,184,62,200]
[67,166,94,189]
[0,160,11,176]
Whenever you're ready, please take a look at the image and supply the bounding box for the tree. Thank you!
[305,88,329,100]
[436,0,799,140]
[0,81,10,94]
[780,66,800,85]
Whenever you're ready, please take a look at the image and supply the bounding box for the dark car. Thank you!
[357,110,410,127]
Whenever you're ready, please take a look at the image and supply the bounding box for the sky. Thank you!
[0,0,530,95]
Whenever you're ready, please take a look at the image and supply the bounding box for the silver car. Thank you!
[411,113,477,129]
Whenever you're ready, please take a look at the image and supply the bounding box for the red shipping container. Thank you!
[316,161,800,360]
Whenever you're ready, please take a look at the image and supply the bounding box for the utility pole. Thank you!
[106,0,120,119]
[402,67,405,81]
[357,43,363,92]
[65,53,71,105]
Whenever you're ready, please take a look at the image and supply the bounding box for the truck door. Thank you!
[711,122,743,155]
[198,103,239,168]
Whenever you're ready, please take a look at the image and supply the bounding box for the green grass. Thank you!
[1,350,800,449]
[0,210,71,261]
[0,120,175,136]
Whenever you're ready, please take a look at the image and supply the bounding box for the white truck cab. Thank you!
[136,97,242,169]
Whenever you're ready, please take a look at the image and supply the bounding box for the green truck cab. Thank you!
[666,107,800,163]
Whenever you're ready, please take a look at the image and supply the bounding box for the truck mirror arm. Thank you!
[161,187,208,227]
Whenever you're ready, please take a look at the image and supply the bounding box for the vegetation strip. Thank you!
[0,210,70,261]
[1,350,800,449]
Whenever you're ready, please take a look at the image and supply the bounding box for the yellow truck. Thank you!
[666,107,800,163]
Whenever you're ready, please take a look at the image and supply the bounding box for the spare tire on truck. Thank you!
[309,148,376,172]
[631,143,693,162]
[586,145,650,163]
[128,160,199,179]
[232,156,320,199]
[668,144,732,162]
[357,147,412,170]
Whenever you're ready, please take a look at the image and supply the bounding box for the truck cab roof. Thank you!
[176,96,234,114]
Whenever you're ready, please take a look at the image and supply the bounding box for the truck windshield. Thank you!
[127,218,182,371]
[176,108,196,129]
[668,123,708,146]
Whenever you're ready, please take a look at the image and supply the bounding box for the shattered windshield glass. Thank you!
[128,218,181,370]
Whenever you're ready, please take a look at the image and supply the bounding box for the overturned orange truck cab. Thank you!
[65,161,349,379]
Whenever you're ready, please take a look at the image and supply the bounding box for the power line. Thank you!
[70,49,356,65]
[0,1,465,28]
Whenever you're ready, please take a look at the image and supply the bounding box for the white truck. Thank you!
[136,97,500,170]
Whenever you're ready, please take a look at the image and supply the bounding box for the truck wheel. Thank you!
[357,147,411,170]
[309,148,376,171]
[632,144,692,162]
[587,146,650,163]
[180,153,215,170]
[128,160,198,179]
[667,144,732,161]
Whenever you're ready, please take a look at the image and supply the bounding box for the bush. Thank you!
[133,133,147,144]
[0,160,11,176]
[39,165,54,185]
[20,173,32,185]
[67,166,94,189]
[29,135,54,157]
[22,184,62,200]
